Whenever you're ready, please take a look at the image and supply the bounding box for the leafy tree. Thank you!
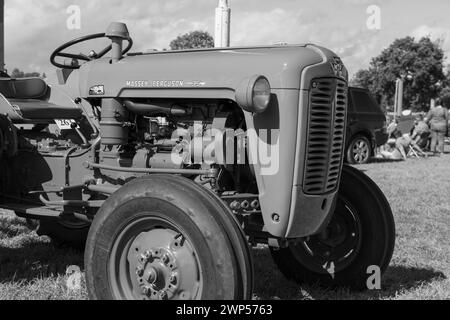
[351,37,446,112]
[169,31,214,50]
[10,68,41,78]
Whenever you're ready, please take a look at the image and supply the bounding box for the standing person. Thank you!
[427,98,449,156]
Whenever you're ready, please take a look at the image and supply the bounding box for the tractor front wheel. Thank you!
[85,175,253,300]
[271,165,395,289]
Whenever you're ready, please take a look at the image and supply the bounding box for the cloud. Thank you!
[4,0,214,74]
[230,6,383,76]
[411,25,450,49]
[231,8,311,45]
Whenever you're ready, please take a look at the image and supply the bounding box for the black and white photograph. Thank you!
[0,0,448,305]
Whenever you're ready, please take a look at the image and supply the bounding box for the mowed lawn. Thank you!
[0,153,449,300]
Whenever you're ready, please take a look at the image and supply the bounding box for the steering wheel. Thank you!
[50,33,133,69]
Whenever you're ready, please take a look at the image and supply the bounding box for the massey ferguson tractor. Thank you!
[0,23,395,300]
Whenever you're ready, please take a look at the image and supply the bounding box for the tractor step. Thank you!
[0,203,61,219]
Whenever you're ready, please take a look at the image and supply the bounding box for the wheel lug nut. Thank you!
[169,273,178,284]
[136,266,144,277]
[142,250,153,262]
[162,254,170,264]
[159,291,168,300]
[143,286,152,296]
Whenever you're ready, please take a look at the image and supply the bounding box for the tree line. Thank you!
[351,36,450,112]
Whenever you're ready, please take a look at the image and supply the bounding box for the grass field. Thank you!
[0,153,449,300]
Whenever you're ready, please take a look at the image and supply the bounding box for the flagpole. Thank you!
[0,0,4,72]
[214,0,231,48]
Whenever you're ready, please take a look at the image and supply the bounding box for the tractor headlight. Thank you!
[236,75,271,114]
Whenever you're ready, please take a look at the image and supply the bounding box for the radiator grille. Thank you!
[303,78,347,195]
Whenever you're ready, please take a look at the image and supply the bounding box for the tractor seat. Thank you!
[0,77,49,99]
[0,78,82,120]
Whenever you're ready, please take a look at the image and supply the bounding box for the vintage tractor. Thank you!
[0,23,395,300]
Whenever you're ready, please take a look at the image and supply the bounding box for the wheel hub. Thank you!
[145,267,158,284]
[318,215,349,247]
[295,199,363,274]
[134,247,180,300]
[353,140,369,163]
[122,227,201,300]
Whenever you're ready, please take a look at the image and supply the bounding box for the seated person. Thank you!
[380,131,406,161]
[387,119,399,139]
[380,131,427,160]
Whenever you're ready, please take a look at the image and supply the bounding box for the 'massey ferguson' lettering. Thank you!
[126,80,149,87]
[152,80,184,88]
[126,80,185,88]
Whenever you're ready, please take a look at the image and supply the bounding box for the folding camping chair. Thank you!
[415,131,431,150]
[408,145,422,158]
[408,134,429,158]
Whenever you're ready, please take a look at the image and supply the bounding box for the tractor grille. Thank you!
[303,78,347,195]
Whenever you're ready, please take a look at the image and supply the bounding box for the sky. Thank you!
[4,0,450,78]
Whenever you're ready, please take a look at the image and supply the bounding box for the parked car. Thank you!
[345,87,388,164]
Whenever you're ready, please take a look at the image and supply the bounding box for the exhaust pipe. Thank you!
[105,22,130,62]
[123,100,189,116]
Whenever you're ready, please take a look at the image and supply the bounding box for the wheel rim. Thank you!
[352,139,370,163]
[109,215,203,300]
[293,198,363,275]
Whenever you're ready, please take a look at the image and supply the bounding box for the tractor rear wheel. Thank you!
[36,217,90,250]
[85,175,253,300]
[271,165,395,289]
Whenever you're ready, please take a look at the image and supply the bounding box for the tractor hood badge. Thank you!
[331,57,345,77]
[89,85,105,95]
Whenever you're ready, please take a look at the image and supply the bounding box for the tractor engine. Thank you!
[94,98,254,193]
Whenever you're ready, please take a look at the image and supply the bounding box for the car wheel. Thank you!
[85,174,253,300]
[271,165,395,289]
[347,135,372,164]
